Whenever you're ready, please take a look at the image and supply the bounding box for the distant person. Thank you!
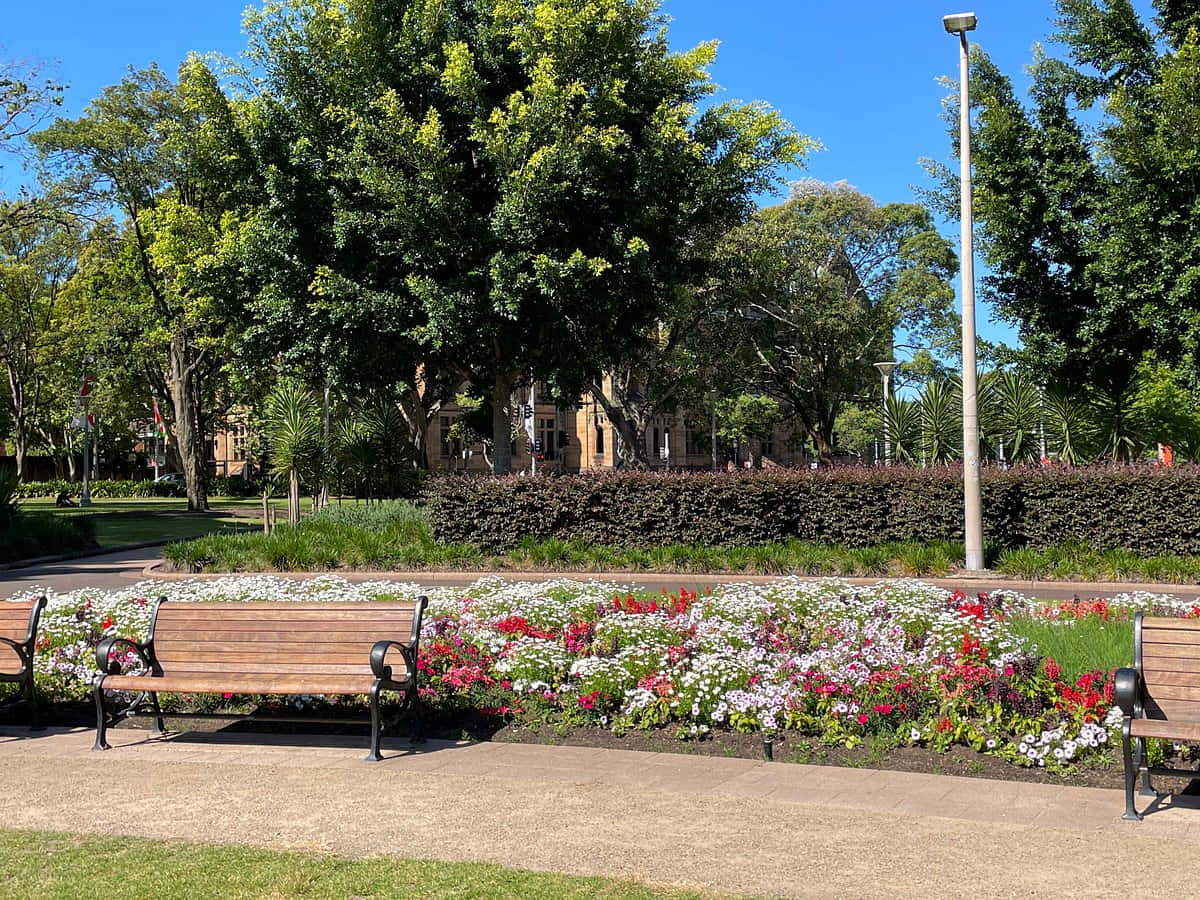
[54,491,75,508]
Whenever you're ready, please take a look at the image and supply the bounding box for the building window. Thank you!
[652,427,660,458]
[538,418,556,460]
[439,415,456,458]
[686,428,708,456]
[595,426,604,455]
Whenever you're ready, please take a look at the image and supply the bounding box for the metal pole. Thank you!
[958,26,985,570]
[882,370,892,465]
[80,397,92,507]
[711,394,718,472]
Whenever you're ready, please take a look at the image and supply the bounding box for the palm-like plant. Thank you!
[1044,390,1093,465]
[884,395,921,464]
[918,378,961,464]
[264,381,321,525]
[990,371,1043,463]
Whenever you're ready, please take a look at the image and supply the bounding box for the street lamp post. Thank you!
[874,361,899,465]
[945,11,985,571]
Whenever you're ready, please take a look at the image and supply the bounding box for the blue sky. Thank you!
[1,1,1156,348]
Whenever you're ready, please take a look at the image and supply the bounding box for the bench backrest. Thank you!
[0,597,45,674]
[149,600,426,678]
[1137,614,1200,721]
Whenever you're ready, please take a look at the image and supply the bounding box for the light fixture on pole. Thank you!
[874,361,899,465]
[944,10,985,571]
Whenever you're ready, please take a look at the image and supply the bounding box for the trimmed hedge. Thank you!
[0,511,96,562]
[421,465,1200,555]
[15,479,185,499]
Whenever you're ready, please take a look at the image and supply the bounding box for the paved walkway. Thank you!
[3,546,1199,603]
[3,725,1200,897]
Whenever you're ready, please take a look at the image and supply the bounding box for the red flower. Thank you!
[872,704,893,715]
[937,716,953,733]
[857,714,870,725]
[1043,657,1061,682]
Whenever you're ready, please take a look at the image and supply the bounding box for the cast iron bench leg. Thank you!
[149,692,167,734]
[92,680,110,752]
[365,681,384,762]
[27,676,43,731]
[1121,719,1141,821]
[1136,737,1157,797]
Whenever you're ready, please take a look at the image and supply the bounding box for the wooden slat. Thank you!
[156,640,395,656]
[1142,654,1200,673]
[155,629,411,644]
[1143,630,1200,647]
[1146,684,1200,703]
[1138,643,1200,660]
[159,653,389,668]
[1143,669,1200,688]
[101,674,377,694]
[1143,696,1200,719]
[1131,719,1200,741]
[156,619,414,632]
[0,646,22,676]
[157,605,417,621]
[157,648,379,664]
[1144,617,1200,631]
[158,662,376,675]
[0,625,30,642]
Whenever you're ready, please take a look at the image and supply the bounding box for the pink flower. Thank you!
[857,714,870,725]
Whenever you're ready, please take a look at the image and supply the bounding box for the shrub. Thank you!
[420,465,1200,555]
[0,511,95,563]
[14,479,185,499]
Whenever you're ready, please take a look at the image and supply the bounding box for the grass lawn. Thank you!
[0,830,718,900]
[90,513,248,548]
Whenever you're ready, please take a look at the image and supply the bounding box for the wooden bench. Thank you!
[1116,612,1200,819]
[93,596,427,761]
[0,597,47,727]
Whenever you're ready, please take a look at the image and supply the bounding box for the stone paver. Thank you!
[3,725,1200,897]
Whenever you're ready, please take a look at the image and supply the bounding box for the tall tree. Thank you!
[0,201,80,478]
[725,182,956,462]
[928,0,1200,393]
[245,0,805,474]
[35,59,257,509]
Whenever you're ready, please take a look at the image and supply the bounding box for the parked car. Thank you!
[153,472,186,486]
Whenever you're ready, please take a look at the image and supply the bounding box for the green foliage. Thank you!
[13,478,184,499]
[723,181,957,461]
[1006,614,1132,683]
[245,0,808,474]
[0,509,94,562]
[422,466,1200,556]
[928,4,1200,395]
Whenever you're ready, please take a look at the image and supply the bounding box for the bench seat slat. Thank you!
[1142,696,1200,719]
[157,606,417,620]
[157,650,384,665]
[1143,668,1200,686]
[156,640,394,656]
[1130,719,1200,741]
[1139,643,1200,660]
[157,661,382,676]
[1143,617,1200,631]
[1142,657,1200,675]
[1145,684,1200,702]
[102,673,378,694]
[155,629,414,643]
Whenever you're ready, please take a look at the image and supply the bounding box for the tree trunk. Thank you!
[320,378,331,509]
[491,375,516,475]
[12,426,27,482]
[398,385,436,471]
[289,469,300,526]
[588,384,651,469]
[168,331,208,511]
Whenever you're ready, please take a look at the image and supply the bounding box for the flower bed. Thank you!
[7,576,1194,773]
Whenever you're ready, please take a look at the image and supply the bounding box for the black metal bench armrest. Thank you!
[370,640,416,685]
[1115,667,1139,718]
[95,636,155,676]
[0,635,28,653]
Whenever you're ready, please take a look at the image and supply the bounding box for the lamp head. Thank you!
[874,361,900,377]
[943,12,977,33]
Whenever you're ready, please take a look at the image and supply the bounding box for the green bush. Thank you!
[0,511,96,563]
[14,478,185,499]
[420,465,1200,555]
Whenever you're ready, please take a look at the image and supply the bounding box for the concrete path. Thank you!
[0,547,160,595]
[4,545,1200,603]
[3,725,1200,897]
